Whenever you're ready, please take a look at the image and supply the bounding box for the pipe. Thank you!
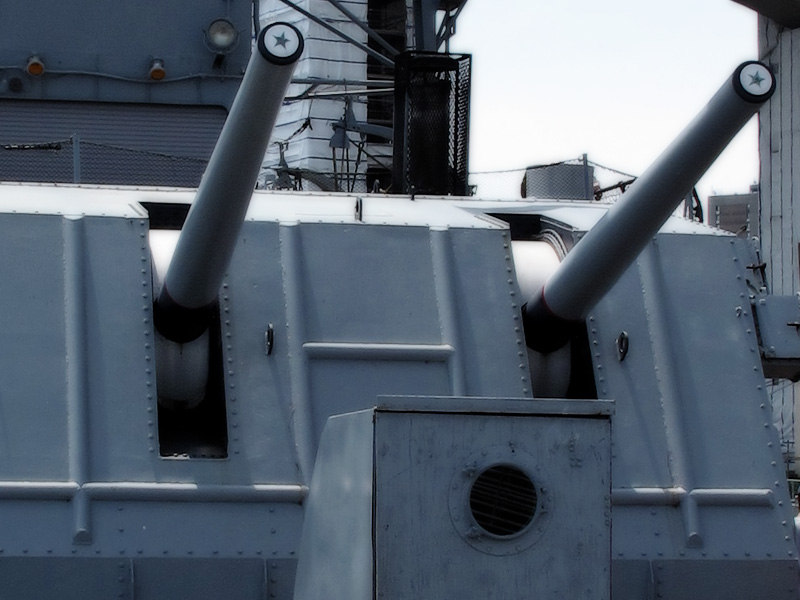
[523,61,775,353]
[155,22,304,343]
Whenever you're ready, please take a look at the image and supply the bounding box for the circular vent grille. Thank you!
[469,465,538,537]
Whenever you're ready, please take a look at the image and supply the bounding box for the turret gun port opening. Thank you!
[491,213,597,399]
[150,226,228,459]
[155,305,229,459]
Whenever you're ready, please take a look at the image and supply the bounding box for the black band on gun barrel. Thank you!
[522,290,582,354]
[154,285,216,344]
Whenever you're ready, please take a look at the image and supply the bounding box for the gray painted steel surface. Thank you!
[0,10,797,597]
[757,13,800,473]
[1,183,799,597]
[586,228,798,599]
[755,295,800,380]
[0,0,250,107]
[0,1,253,187]
[295,400,612,599]
[0,186,536,598]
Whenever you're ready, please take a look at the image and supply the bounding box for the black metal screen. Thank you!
[392,51,470,196]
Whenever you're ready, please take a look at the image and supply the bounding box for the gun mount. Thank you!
[0,24,799,600]
[151,23,302,409]
[523,61,776,354]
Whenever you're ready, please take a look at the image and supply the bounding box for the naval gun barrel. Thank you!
[154,23,303,342]
[523,61,775,354]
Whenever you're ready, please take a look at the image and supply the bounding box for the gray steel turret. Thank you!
[0,11,799,600]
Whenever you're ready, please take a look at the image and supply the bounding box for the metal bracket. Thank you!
[265,323,274,356]
[747,261,767,279]
[616,331,629,362]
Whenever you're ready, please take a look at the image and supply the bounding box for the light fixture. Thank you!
[26,55,44,76]
[205,19,238,53]
[148,59,166,81]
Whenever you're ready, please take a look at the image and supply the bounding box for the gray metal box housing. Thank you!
[295,399,612,600]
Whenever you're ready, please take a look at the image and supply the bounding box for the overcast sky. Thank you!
[448,0,759,199]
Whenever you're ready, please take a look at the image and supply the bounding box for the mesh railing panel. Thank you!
[0,138,208,187]
[392,52,470,196]
[0,137,636,206]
